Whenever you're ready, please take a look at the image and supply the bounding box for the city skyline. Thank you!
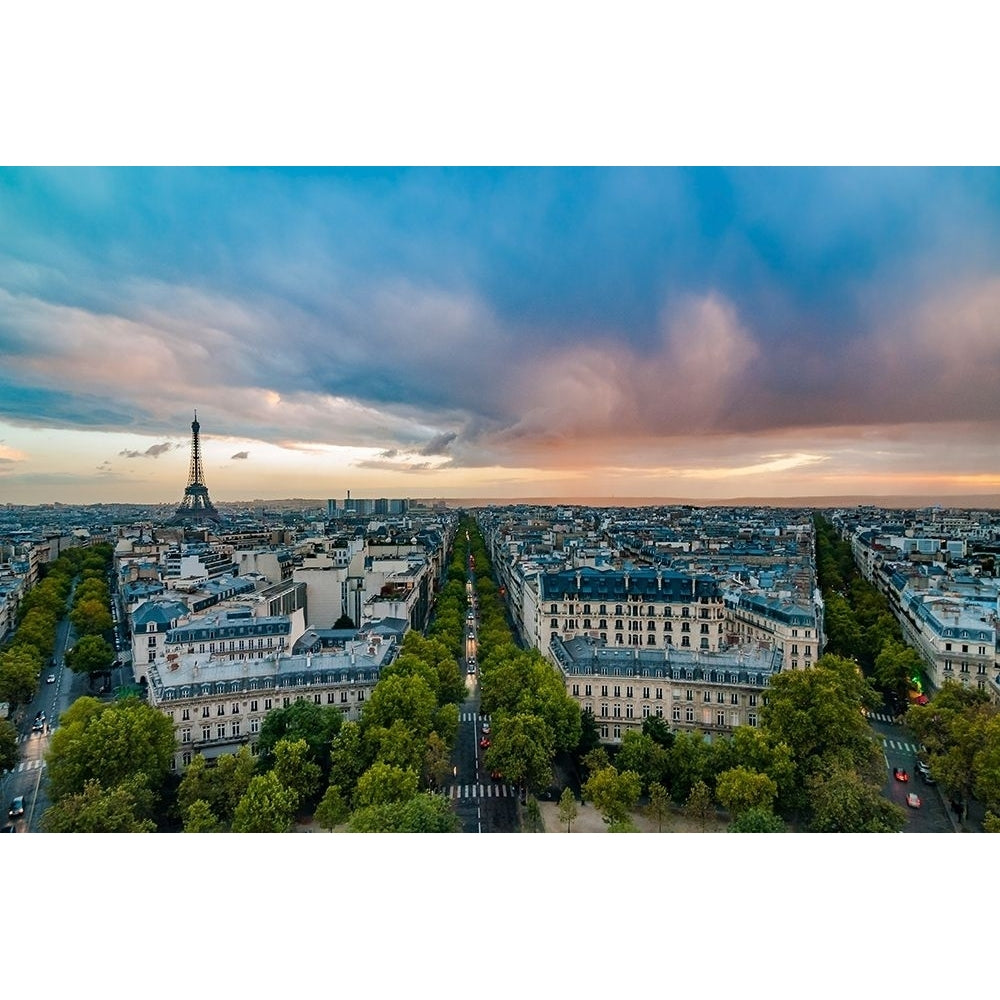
[2,167,1000,506]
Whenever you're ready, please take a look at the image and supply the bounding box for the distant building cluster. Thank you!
[478,504,824,743]
[833,507,1000,704]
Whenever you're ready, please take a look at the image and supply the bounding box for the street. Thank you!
[865,709,955,833]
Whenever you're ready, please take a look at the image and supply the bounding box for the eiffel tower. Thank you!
[171,410,220,524]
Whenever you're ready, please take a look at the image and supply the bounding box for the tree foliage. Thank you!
[557,787,578,832]
[231,771,298,832]
[583,766,641,826]
[41,777,156,832]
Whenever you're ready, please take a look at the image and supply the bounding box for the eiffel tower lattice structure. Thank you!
[171,410,221,524]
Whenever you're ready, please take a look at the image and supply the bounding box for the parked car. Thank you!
[893,767,909,782]
[46,673,56,684]
[906,792,921,808]
[479,737,491,749]
[482,722,490,735]
[8,796,24,818]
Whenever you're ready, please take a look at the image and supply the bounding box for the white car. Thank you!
[46,673,56,684]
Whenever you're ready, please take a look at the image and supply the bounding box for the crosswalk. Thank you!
[11,759,45,773]
[444,783,516,801]
[460,712,490,723]
[882,738,921,753]
[862,710,899,723]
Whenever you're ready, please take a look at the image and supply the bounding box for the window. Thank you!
[625,686,633,699]
[613,685,621,697]
[642,686,650,699]
[717,692,725,703]
[686,689,693,701]
[700,623,709,634]
[148,635,157,647]
[341,691,348,702]
[655,706,663,717]
[283,697,290,707]
[748,712,758,728]
[585,684,592,697]
[749,694,758,706]
[182,752,191,767]
[681,637,690,647]
[231,703,240,715]
[613,704,621,718]
[945,642,952,651]
[181,728,191,743]
[703,691,711,703]
[716,711,725,726]
[655,688,663,700]
[601,685,608,697]
[642,705,650,717]
[250,700,258,712]
[216,723,225,739]
[685,706,694,722]
[731,693,739,705]
[672,705,681,721]
[613,725,621,740]
[600,725,609,739]
[327,692,336,703]
[314,693,321,704]
[572,683,580,696]
[600,704,608,718]
[264,698,272,710]
[358,690,365,702]
[202,706,210,718]
[217,704,225,716]
[181,708,190,721]
[625,705,634,719]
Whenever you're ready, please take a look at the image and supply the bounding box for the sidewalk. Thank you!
[536,798,728,833]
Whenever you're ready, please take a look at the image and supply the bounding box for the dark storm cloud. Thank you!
[1,167,1000,466]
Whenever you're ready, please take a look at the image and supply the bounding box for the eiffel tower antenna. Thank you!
[171,410,220,523]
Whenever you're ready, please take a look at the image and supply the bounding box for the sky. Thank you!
[2,166,1000,505]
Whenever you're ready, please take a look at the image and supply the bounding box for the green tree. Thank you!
[806,765,906,832]
[523,795,543,832]
[423,731,454,790]
[714,766,778,819]
[41,777,157,832]
[0,718,19,772]
[684,779,714,831]
[333,614,355,629]
[666,730,713,804]
[46,696,176,804]
[66,633,115,681]
[728,807,787,832]
[362,673,438,738]
[583,766,641,827]
[581,746,610,778]
[183,799,221,833]
[348,792,461,832]
[874,639,924,703]
[255,698,343,775]
[616,730,669,793]
[482,713,555,795]
[327,722,372,799]
[314,784,349,831]
[646,781,671,832]
[354,761,420,808]
[272,737,323,810]
[0,645,41,708]
[557,786,578,832]
[642,714,675,750]
[231,771,298,832]
[69,598,113,637]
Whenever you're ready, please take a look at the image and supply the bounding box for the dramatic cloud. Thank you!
[1,167,999,502]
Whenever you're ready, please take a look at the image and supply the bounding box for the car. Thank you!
[46,673,56,684]
[479,737,490,749]
[893,767,909,782]
[32,719,44,732]
[490,770,503,781]
[8,796,24,818]
[467,664,476,674]
[481,722,491,735]
[906,792,921,808]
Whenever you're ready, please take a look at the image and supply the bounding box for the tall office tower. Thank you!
[170,411,221,524]
[327,499,338,518]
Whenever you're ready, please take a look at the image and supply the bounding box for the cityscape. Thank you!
[2,168,999,841]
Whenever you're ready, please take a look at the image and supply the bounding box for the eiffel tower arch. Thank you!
[170,410,221,524]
